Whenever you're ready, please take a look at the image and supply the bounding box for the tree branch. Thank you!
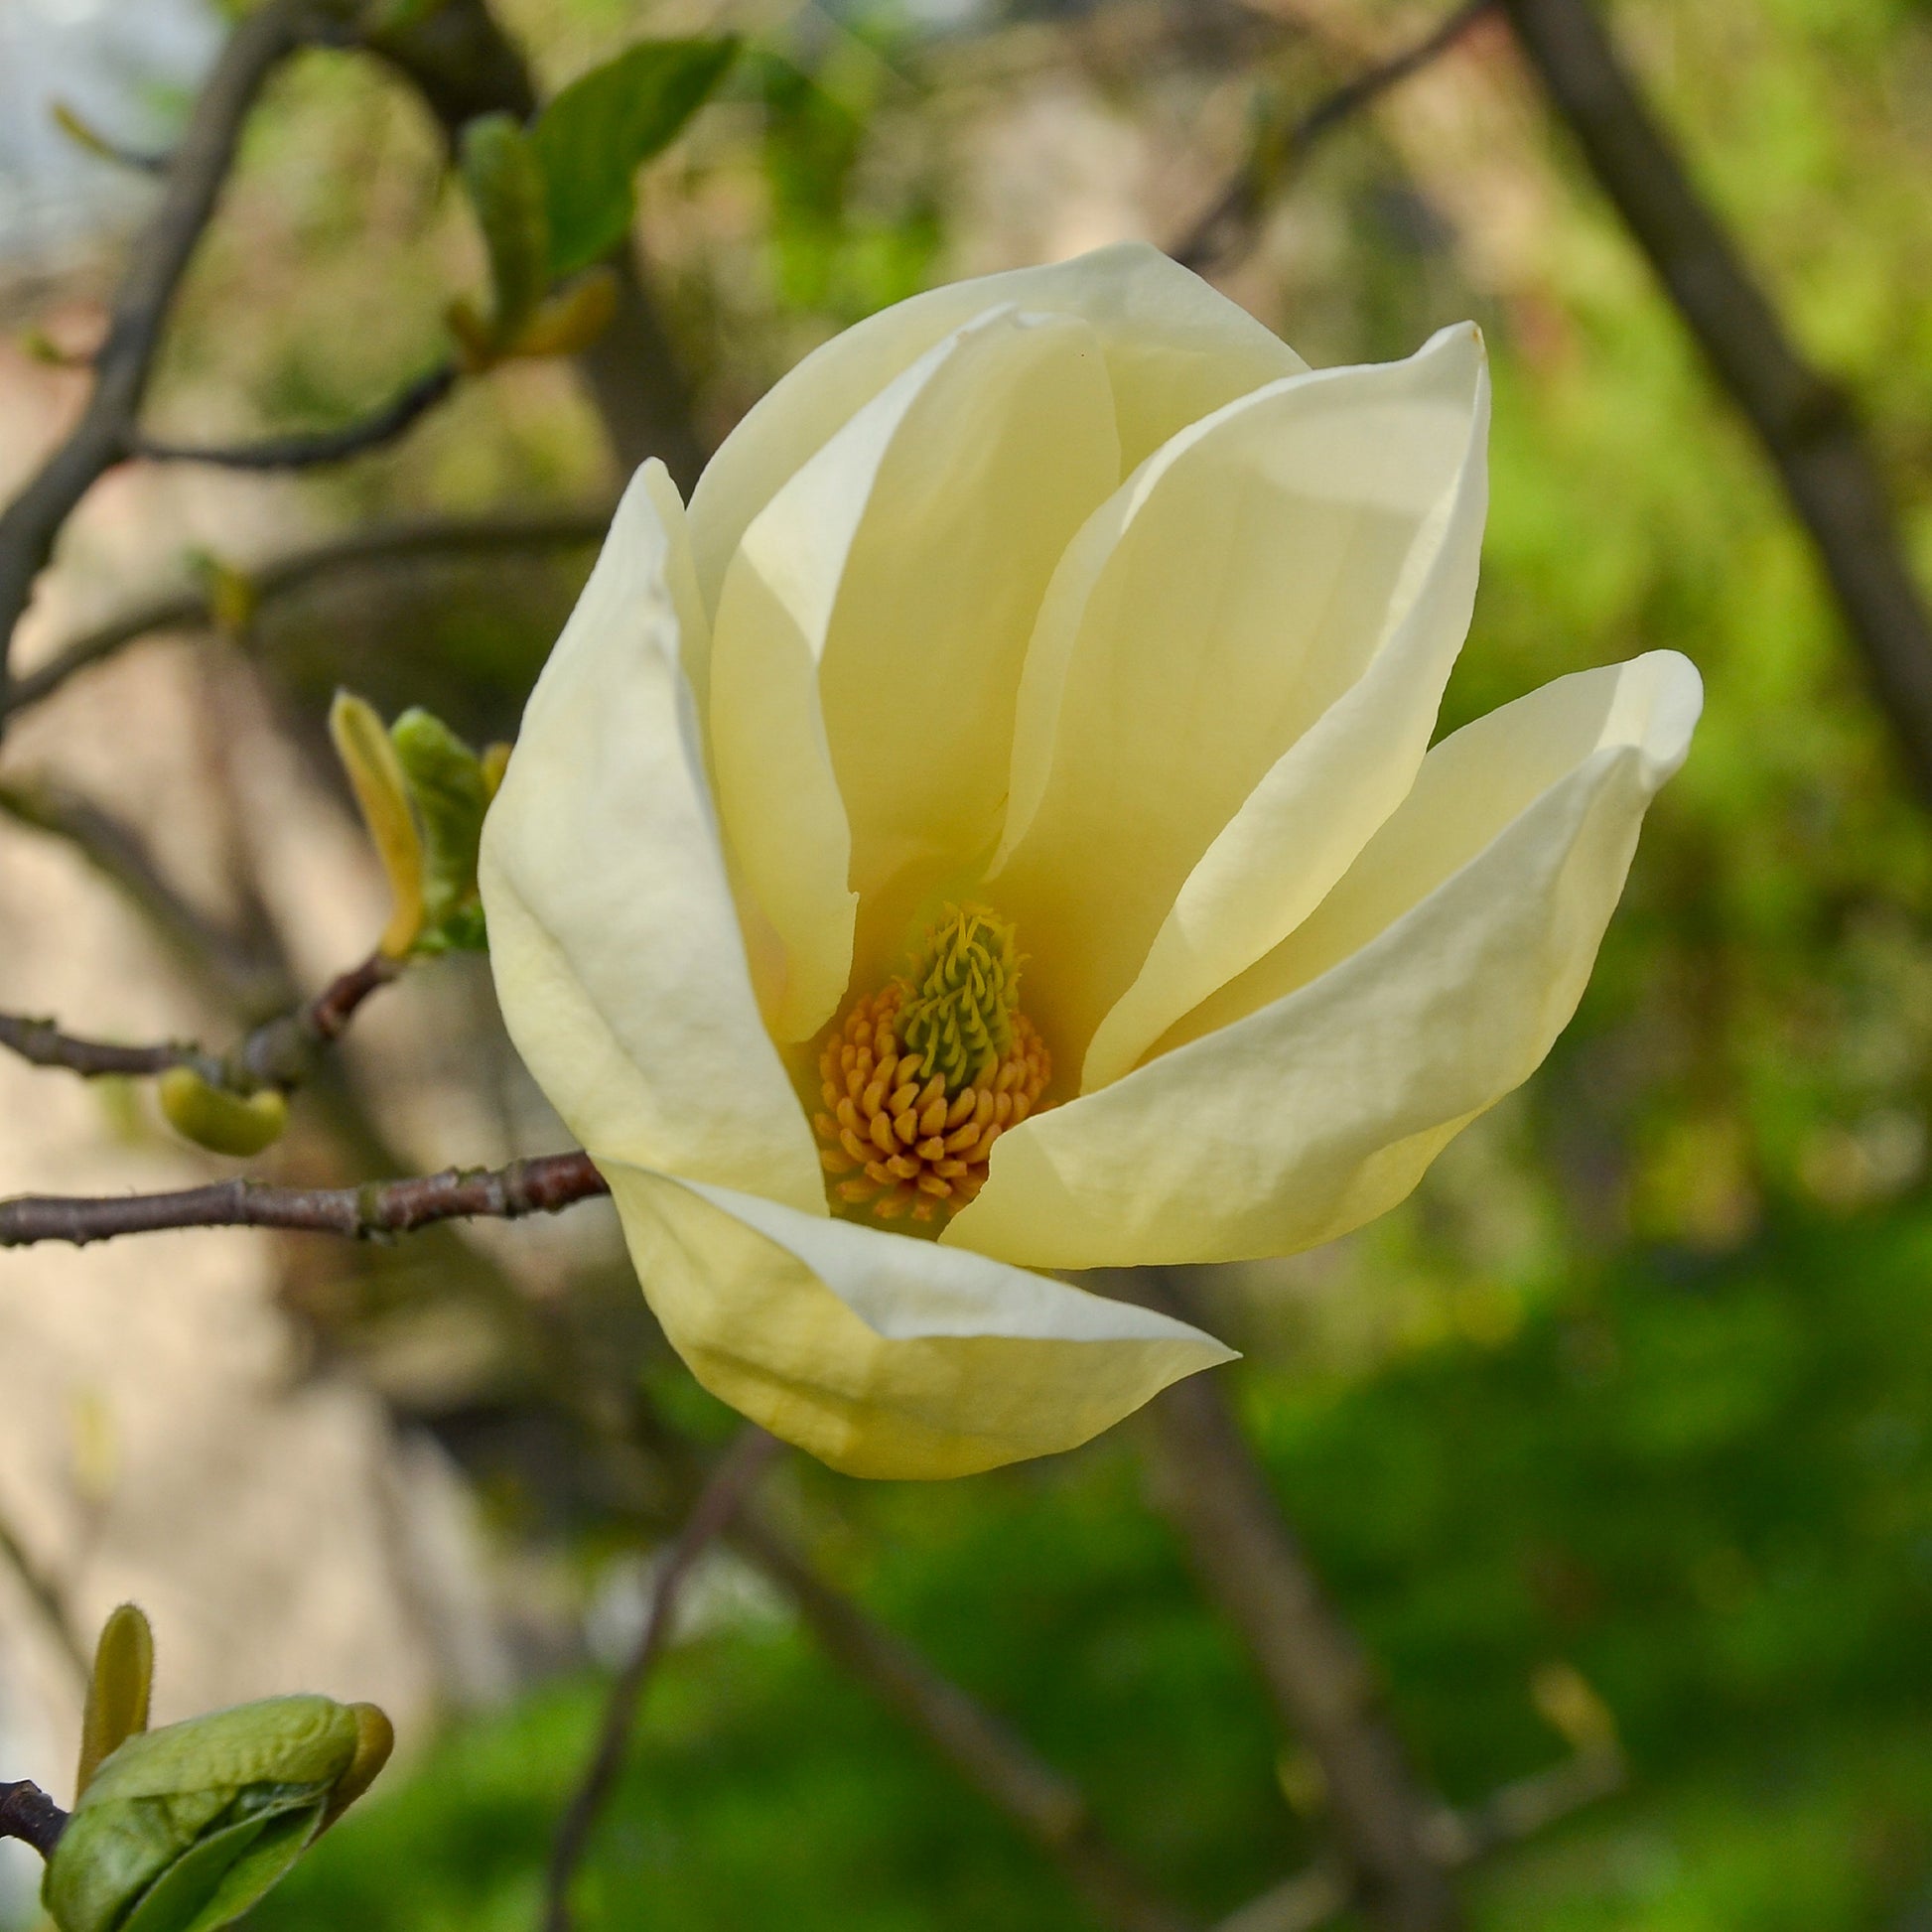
[0,775,282,1014]
[1111,1270,1461,1932]
[10,506,611,716]
[0,950,399,1094]
[365,0,706,487]
[0,1509,89,1684]
[1495,0,1932,806]
[1211,1744,1624,1932]
[0,0,330,726]
[731,1508,1198,1932]
[543,1428,779,1932]
[131,361,459,471]
[1174,0,1497,271]
[0,1782,68,1861]
[0,1150,609,1249]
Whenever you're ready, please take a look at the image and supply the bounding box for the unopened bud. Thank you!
[157,1069,288,1159]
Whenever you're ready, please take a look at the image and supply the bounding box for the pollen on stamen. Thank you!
[812,957,1050,1231]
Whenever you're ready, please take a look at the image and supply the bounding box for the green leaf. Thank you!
[533,37,738,277]
[77,1605,155,1798]
[388,708,489,932]
[458,112,550,345]
[119,1801,322,1932]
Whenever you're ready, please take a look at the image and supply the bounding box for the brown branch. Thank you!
[0,951,399,1094]
[131,361,459,471]
[1495,0,1932,805]
[10,506,611,716]
[0,775,282,1014]
[0,1150,609,1250]
[0,1781,68,1861]
[0,1510,89,1684]
[1213,1745,1624,1932]
[1174,0,1496,271]
[543,1428,780,1932]
[0,0,331,727]
[365,0,706,487]
[732,1508,1198,1932]
[1112,1270,1461,1932]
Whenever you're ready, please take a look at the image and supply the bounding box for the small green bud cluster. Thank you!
[42,1605,392,1932]
[330,693,507,960]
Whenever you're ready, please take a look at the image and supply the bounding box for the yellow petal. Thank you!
[480,463,824,1211]
[708,309,1119,1038]
[991,326,1489,1082]
[1081,325,1489,1090]
[601,1159,1235,1478]
[951,652,1701,1269]
[687,240,1306,615]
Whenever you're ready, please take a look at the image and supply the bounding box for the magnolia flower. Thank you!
[481,243,1700,1480]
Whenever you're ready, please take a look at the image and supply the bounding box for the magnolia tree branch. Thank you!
[0,0,331,725]
[367,0,706,486]
[11,506,611,716]
[1496,0,1932,805]
[1211,1744,1625,1932]
[0,776,283,1014]
[1174,0,1497,271]
[0,951,398,1095]
[131,362,460,471]
[0,1510,89,1683]
[732,1508,1199,1932]
[0,1782,68,1860]
[0,1150,608,1249]
[543,1428,780,1932]
[1111,1271,1461,1932]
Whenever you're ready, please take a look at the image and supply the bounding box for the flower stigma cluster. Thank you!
[814,904,1050,1226]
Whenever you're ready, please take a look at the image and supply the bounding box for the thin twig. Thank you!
[131,362,459,471]
[0,951,400,1094]
[732,1509,1199,1932]
[0,776,280,1014]
[1496,0,1932,806]
[1112,1269,1461,1932]
[0,1510,89,1684]
[0,0,328,725]
[1213,1746,1625,1932]
[0,1782,68,1860]
[543,1428,779,1932]
[10,505,611,716]
[1174,0,1496,271]
[0,1150,609,1249]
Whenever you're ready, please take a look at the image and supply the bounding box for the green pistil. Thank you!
[895,904,1021,1095]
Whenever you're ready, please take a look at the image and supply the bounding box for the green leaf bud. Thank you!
[43,1696,382,1932]
[457,112,551,352]
[329,691,425,958]
[156,1072,288,1160]
[388,708,489,935]
[77,1606,155,1799]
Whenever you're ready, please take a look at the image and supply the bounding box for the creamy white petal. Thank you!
[708,309,1119,1040]
[687,241,1306,614]
[951,652,1702,1268]
[989,327,1489,1081]
[1081,326,1489,1091]
[601,1160,1235,1479]
[480,464,824,1212]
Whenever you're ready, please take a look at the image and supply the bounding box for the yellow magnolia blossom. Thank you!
[481,243,1701,1480]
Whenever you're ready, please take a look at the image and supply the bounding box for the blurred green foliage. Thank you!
[37,0,1932,1924]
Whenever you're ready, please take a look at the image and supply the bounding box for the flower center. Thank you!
[813,905,1050,1227]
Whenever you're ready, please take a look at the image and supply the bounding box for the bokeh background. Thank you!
[3,0,1932,1927]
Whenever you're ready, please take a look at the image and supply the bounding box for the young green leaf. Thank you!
[458,112,551,346]
[389,708,489,932]
[76,1603,155,1798]
[329,691,425,958]
[533,37,739,278]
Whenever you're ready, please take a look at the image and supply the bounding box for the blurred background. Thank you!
[2,0,1931,1927]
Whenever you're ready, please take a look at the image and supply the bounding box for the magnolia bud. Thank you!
[157,1070,288,1159]
[44,1695,390,1932]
